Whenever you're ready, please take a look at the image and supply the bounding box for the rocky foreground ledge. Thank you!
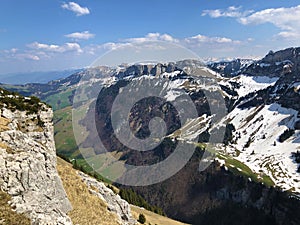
[0,97,73,224]
[0,90,138,225]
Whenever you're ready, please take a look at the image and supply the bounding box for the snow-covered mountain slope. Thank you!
[219,75,279,98]
[159,50,300,194]
[218,103,300,192]
[208,50,300,193]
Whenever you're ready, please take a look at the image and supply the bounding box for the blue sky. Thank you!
[1,0,300,74]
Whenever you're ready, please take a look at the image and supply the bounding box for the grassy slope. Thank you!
[195,143,274,187]
[57,157,189,225]
[131,205,190,225]
[53,106,80,158]
[54,105,127,181]
[57,157,120,225]
[45,89,73,111]
[217,153,275,187]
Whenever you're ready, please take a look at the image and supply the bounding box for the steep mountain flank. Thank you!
[126,155,300,225]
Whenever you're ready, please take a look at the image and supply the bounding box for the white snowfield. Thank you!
[222,103,300,193]
[219,75,279,97]
[215,71,300,193]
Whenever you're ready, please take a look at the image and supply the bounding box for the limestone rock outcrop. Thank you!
[0,99,72,224]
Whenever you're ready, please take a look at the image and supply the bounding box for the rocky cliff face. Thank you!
[208,59,254,77]
[115,60,204,79]
[0,92,72,224]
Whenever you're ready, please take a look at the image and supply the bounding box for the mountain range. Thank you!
[1,47,300,224]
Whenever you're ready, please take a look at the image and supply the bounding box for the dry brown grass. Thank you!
[0,117,10,126]
[0,191,31,225]
[131,205,190,225]
[0,142,14,154]
[0,117,10,132]
[57,157,120,225]
[57,157,191,225]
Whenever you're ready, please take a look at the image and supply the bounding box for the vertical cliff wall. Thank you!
[0,94,72,225]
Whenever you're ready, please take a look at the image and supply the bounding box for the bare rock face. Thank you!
[78,171,137,225]
[0,105,72,225]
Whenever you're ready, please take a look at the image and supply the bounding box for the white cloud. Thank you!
[184,34,241,44]
[83,33,244,58]
[2,51,40,61]
[181,34,247,56]
[239,5,300,39]
[160,34,177,42]
[3,48,18,54]
[65,31,95,40]
[277,31,299,39]
[125,33,179,43]
[28,42,83,53]
[26,33,239,60]
[61,2,90,16]
[202,6,253,18]
[203,5,300,40]
[17,54,40,61]
[85,33,180,55]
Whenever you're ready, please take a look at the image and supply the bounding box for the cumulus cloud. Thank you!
[184,34,241,44]
[202,6,253,18]
[23,33,242,60]
[181,34,246,55]
[28,42,83,53]
[65,31,95,40]
[125,33,179,43]
[61,2,90,16]
[239,5,300,39]
[203,5,300,40]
